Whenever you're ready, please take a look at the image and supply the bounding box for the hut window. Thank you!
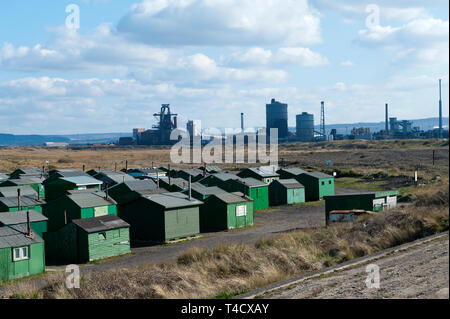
[329,180,332,184]
[236,205,247,217]
[13,246,29,261]
[98,232,107,241]
[321,181,325,186]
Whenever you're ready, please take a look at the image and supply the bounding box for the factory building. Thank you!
[266,99,289,142]
[132,104,179,146]
[296,112,315,142]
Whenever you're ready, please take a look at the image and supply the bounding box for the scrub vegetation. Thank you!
[2,181,448,299]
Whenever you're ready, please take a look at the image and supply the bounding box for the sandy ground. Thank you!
[263,235,449,299]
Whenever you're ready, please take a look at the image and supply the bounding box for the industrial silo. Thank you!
[296,112,314,142]
[266,99,288,142]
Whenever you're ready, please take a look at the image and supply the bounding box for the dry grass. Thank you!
[3,184,448,299]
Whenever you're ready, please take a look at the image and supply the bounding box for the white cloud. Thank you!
[340,61,354,67]
[117,0,322,46]
[225,47,329,67]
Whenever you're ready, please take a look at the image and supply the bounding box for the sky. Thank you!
[0,0,448,134]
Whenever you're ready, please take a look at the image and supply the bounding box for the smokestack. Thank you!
[439,79,443,139]
[174,116,178,129]
[125,160,128,173]
[168,164,171,185]
[82,164,85,172]
[385,103,389,135]
[64,210,67,225]
[156,171,160,188]
[26,210,33,238]
[241,113,244,131]
[188,175,192,200]
[17,189,21,211]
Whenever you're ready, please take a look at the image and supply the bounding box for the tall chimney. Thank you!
[385,103,389,135]
[188,175,192,200]
[125,160,128,173]
[241,113,244,131]
[82,164,85,172]
[17,189,21,211]
[174,116,178,129]
[26,210,32,238]
[168,164,171,185]
[156,171,160,188]
[64,210,67,225]
[439,79,443,139]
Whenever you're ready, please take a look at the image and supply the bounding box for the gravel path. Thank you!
[264,235,449,299]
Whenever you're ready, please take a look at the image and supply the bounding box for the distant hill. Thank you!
[0,134,71,147]
[1,117,448,146]
[0,132,131,147]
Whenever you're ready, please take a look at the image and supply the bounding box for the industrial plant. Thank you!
[120,80,447,146]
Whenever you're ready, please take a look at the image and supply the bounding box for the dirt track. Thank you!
[263,235,449,299]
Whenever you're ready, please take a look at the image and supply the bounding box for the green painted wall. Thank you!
[295,175,335,201]
[164,207,200,242]
[2,205,43,214]
[324,194,375,225]
[44,223,129,263]
[269,182,305,206]
[200,198,253,232]
[0,242,45,281]
[84,228,130,262]
[44,197,117,232]
[44,180,100,201]
[120,198,200,243]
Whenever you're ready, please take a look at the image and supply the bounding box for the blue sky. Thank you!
[0,0,448,134]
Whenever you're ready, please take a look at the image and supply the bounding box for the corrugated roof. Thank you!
[302,171,333,179]
[87,168,117,176]
[0,224,43,249]
[275,179,304,189]
[50,170,90,178]
[122,180,158,191]
[201,166,222,173]
[72,215,129,233]
[60,176,102,186]
[277,168,307,176]
[236,177,267,187]
[4,177,44,185]
[210,192,251,204]
[0,210,47,226]
[206,173,240,182]
[0,186,37,198]
[143,192,203,209]
[66,192,117,208]
[186,183,227,196]
[94,172,135,184]
[11,168,42,176]
[179,168,204,176]
[0,174,8,181]
[0,196,45,208]
[243,166,279,178]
